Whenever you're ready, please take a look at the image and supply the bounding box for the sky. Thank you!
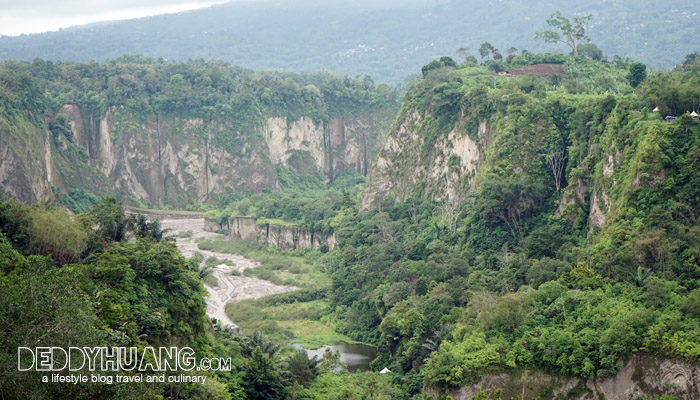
[0,0,232,36]
[0,0,439,37]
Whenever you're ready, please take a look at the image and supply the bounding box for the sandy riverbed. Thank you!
[159,217,295,330]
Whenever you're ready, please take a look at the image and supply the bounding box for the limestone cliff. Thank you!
[446,354,700,400]
[54,105,281,206]
[360,78,653,239]
[0,117,55,203]
[361,109,486,209]
[262,114,387,182]
[205,216,336,251]
[2,104,392,207]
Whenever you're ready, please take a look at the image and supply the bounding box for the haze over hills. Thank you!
[2,0,700,398]
[1,0,698,83]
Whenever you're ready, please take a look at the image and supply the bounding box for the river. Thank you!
[293,343,378,372]
[158,215,376,371]
[159,216,295,330]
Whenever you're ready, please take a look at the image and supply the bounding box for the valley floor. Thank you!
[159,217,295,329]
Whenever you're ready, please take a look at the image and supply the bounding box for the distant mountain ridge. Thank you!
[0,0,698,83]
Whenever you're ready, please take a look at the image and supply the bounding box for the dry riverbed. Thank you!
[159,217,295,330]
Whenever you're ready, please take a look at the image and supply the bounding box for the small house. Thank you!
[691,111,699,120]
[504,63,565,78]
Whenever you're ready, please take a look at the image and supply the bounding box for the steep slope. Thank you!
[363,58,700,241]
[361,105,489,209]
[361,66,502,209]
[0,59,398,207]
[340,57,700,393]
[446,354,700,400]
[0,113,55,203]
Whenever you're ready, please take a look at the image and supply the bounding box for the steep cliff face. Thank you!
[447,354,700,400]
[263,113,388,182]
[0,116,54,203]
[360,73,665,240]
[205,216,336,251]
[264,117,326,174]
[228,217,259,241]
[47,105,281,207]
[261,223,336,251]
[0,58,399,207]
[361,109,485,209]
[3,103,391,207]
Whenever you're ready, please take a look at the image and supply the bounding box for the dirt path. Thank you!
[159,217,295,330]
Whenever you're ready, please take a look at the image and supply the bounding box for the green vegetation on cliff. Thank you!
[0,198,235,399]
[317,53,700,395]
[28,55,398,128]
[191,51,700,398]
[0,57,399,208]
[206,168,364,235]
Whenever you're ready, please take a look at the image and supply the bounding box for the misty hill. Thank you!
[0,0,698,83]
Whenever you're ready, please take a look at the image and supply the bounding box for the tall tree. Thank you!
[627,62,647,88]
[479,42,496,61]
[546,146,567,193]
[457,47,478,64]
[244,347,286,400]
[506,47,518,63]
[535,11,592,57]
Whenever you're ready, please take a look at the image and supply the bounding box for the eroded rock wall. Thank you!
[6,104,393,207]
[262,114,389,182]
[208,216,336,251]
[445,354,700,400]
[0,115,54,203]
[361,110,485,209]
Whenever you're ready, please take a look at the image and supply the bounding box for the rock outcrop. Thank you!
[445,354,700,400]
[361,110,487,210]
[0,115,55,203]
[205,216,336,251]
[2,104,392,207]
[263,114,387,182]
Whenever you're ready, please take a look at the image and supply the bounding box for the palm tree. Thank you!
[629,266,652,287]
[236,331,281,357]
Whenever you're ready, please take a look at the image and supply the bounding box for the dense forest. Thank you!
[1,10,700,398]
[0,198,227,398]
[163,51,700,398]
[0,0,698,83]
[0,54,398,136]
[0,197,409,399]
[331,52,700,396]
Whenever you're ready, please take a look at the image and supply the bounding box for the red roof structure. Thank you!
[505,63,565,77]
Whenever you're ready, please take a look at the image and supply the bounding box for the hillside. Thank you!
[0,0,698,83]
[329,54,700,397]
[141,52,700,398]
[2,19,700,397]
[0,57,399,208]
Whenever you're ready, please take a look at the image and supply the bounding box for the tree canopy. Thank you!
[535,11,593,57]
